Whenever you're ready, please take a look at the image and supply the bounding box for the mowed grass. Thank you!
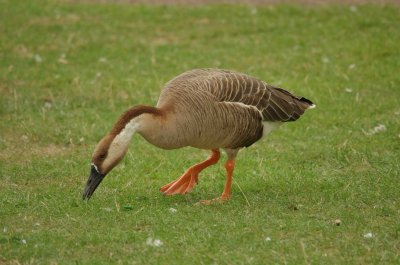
[1,0,400,264]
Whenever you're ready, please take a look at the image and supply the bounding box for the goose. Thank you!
[82,68,315,204]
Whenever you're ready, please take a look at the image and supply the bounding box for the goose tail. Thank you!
[299,97,316,109]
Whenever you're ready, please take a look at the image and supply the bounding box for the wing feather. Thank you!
[159,68,313,122]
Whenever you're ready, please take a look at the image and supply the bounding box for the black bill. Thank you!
[82,165,105,200]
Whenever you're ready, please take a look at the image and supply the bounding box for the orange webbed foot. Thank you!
[160,169,199,195]
[160,149,221,196]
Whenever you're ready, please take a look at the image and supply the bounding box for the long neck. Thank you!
[111,104,185,150]
[91,106,162,175]
[110,105,163,137]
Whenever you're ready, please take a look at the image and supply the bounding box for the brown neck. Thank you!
[110,105,163,136]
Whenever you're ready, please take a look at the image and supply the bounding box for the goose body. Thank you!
[83,69,315,203]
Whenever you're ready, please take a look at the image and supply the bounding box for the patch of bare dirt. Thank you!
[0,141,71,164]
[29,14,81,26]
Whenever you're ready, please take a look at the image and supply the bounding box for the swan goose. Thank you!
[83,69,315,204]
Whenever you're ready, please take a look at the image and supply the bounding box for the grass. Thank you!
[1,0,400,264]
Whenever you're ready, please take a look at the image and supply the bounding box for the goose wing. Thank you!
[167,69,313,122]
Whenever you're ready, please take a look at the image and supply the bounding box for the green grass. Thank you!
[1,0,400,264]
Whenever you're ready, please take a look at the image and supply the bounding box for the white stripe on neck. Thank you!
[114,117,141,146]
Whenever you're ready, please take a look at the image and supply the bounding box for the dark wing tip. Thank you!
[299,97,314,106]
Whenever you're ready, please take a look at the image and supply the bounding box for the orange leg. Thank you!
[160,149,220,195]
[221,159,235,200]
[200,159,235,205]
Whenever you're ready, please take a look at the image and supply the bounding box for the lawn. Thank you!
[1,0,400,264]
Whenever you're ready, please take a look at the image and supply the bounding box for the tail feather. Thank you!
[262,86,315,122]
[299,97,316,109]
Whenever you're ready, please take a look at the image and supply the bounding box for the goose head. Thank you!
[82,105,162,200]
[82,132,131,200]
